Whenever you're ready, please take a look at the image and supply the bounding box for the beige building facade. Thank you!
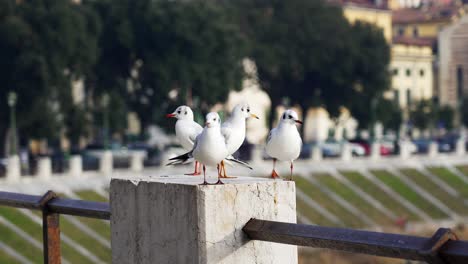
[390,41,434,108]
[438,14,468,107]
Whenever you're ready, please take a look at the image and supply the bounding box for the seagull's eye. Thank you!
[177,111,181,114]
[184,111,187,115]
[282,114,286,119]
[213,118,216,121]
[247,108,250,113]
[241,108,244,112]
[289,115,293,119]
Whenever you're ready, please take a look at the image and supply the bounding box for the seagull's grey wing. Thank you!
[266,128,276,144]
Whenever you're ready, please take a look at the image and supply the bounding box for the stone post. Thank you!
[341,142,352,161]
[6,155,20,182]
[100,150,113,176]
[37,157,52,180]
[428,141,438,158]
[69,155,83,177]
[456,138,466,156]
[311,145,322,162]
[370,142,380,161]
[110,176,297,264]
[130,152,145,172]
[400,140,411,159]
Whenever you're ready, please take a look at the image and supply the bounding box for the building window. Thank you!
[393,68,399,76]
[406,69,411,76]
[457,65,463,98]
[397,27,404,36]
[420,69,425,77]
[413,27,419,37]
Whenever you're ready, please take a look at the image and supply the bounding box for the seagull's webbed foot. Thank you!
[200,180,210,185]
[215,179,225,185]
[185,172,201,176]
[271,170,280,179]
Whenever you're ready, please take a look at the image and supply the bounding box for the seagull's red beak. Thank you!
[166,113,176,118]
[295,120,303,125]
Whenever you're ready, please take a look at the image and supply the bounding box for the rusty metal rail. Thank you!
[0,190,110,264]
[243,219,468,263]
[2,190,468,263]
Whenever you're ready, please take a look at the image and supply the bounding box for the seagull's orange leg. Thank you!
[271,158,280,179]
[185,161,201,176]
[216,163,224,185]
[220,160,237,178]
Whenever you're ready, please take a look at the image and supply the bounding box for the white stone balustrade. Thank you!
[110,175,297,264]
[130,152,145,172]
[100,151,113,176]
[311,145,322,162]
[341,142,352,161]
[6,155,20,182]
[37,157,52,180]
[428,141,438,158]
[69,155,83,177]
[371,142,380,160]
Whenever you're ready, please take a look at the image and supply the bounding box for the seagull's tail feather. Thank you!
[166,152,193,166]
[225,157,253,170]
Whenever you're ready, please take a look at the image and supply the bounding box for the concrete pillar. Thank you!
[110,176,297,264]
[69,155,83,177]
[6,155,20,182]
[428,141,438,158]
[130,152,145,172]
[400,141,411,159]
[456,138,466,156]
[37,157,52,180]
[311,145,322,162]
[341,142,352,161]
[370,142,380,160]
[100,150,113,176]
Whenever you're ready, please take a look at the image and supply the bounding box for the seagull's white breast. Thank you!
[265,125,302,162]
[175,120,202,151]
[193,128,228,167]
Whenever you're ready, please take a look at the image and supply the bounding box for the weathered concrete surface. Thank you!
[110,175,297,264]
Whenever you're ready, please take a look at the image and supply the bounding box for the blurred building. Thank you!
[390,36,434,108]
[438,14,468,107]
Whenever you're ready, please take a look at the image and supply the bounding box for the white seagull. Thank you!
[219,103,259,178]
[265,109,303,180]
[166,105,203,175]
[168,112,229,185]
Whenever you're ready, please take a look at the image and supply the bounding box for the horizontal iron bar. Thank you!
[243,219,468,263]
[0,191,110,220]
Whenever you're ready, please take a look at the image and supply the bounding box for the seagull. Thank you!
[168,112,229,185]
[265,109,303,180]
[219,103,259,178]
[166,105,203,175]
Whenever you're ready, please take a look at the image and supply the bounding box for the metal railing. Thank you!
[0,190,109,264]
[1,190,468,263]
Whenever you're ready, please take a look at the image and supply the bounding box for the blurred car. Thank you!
[412,138,431,154]
[300,140,365,158]
[349,139,393,156]
[436,133,458,153]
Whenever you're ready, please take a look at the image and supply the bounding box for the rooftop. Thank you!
[393,4,463,24]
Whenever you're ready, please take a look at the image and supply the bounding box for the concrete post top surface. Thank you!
[111,174,293,187]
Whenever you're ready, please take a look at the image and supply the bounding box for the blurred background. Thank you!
[2,0,468,263]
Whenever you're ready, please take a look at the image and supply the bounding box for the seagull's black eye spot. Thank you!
[213,118,216,121]
[289,115,293,119]
[184,111,187,115]
[282,114,286,119]
[247,108,250,112]
[177,111,181,114]
[241,108,244,112]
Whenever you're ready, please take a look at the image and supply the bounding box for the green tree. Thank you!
[0,0,100,148]
[95,0,245,133]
